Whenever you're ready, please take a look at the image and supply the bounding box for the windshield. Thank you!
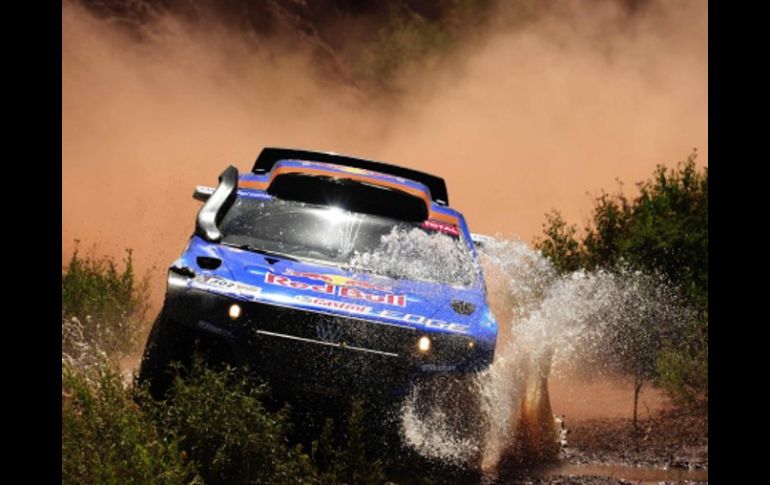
[219,196,478,287]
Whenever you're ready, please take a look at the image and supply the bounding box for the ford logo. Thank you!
[316,321,344,343]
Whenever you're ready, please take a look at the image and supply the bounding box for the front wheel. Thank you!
[137,311,195,400]
[399,373,487,469]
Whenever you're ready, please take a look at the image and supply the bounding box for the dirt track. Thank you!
[517,410,708,484]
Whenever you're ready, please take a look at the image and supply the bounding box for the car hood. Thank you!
[177,236,491,337]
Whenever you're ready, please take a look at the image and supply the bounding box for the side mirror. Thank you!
[193,186,215,202]
[471,233,494,249]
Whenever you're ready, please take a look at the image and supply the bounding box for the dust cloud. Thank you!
[62,0,707,306]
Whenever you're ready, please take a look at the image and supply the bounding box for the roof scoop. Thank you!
[196,165,238,242]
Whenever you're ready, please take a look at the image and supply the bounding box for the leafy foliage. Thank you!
[62,363,196,484]
[155,359,317,485]
[656,316,708,413]
[63,355,391,484]
[310,401,385,484]
[536,210,585,273]
[579,151,708,309]
[60,243,391,483]
[62,245,150,361]
[535,151,708,413]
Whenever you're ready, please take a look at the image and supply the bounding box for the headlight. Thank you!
[418,336,431,352]
[228,304,242,320]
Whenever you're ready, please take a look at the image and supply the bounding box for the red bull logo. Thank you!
[284,268,391,291]
[266,272,406,307]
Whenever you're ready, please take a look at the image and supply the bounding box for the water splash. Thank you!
[62,315,111,373]
[62,313,142,386]
[400,374,487,466]
[349,227,477,287]
[398,235,689,473]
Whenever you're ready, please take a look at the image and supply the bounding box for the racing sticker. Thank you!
[283,268,391,291]
[236,189,271,199]
[190,274,262,302]
[422,219,461,237]
[266,272,406,307]
[295,295,372,314]
[377,309,470,334]
[294,295,470,334]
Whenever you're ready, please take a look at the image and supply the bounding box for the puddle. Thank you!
[545,463,708,483]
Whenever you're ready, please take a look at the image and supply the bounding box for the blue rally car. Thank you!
[139,148,498,404]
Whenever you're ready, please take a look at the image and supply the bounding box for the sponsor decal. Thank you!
[377,309,470,334]
[339,286,406,307]
[295,295,372,314]
[266,272,406,307]
[236,189,270,199]
[265,272,334,293]
[190,274,262,301]
[284,268,391,291]
[294,295,469,334]
[422,219,461,237]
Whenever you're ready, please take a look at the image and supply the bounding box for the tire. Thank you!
[137,310,195,400]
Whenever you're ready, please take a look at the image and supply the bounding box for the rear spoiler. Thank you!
[252,147,449,206]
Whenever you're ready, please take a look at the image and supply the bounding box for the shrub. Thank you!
[535,151,708,414]
[62,245,150,364]
[310,401,385,484]
[61,363,196,484]
[155,359,318,484]
[656,316,708,413]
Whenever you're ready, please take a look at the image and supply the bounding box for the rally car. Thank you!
[138,148,498,404]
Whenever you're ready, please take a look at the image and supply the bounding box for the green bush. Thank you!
[155,359,318,484]
[63,352,394,484]
[310,401,385,484]
[62,363,196,484]
[61,242,394,482]
[62,245,150,362]
[656,316,708,413]
[536,210,585,273]
[535,151,708,414]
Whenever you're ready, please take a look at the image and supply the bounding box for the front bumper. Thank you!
[164,273,494,399]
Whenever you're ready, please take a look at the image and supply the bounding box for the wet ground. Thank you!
[495,409,708,484]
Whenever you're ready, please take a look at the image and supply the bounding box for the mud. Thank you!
[477,409,707,484]
[561,410,708,471]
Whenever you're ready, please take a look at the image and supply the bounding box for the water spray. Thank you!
[399,235,689,474]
